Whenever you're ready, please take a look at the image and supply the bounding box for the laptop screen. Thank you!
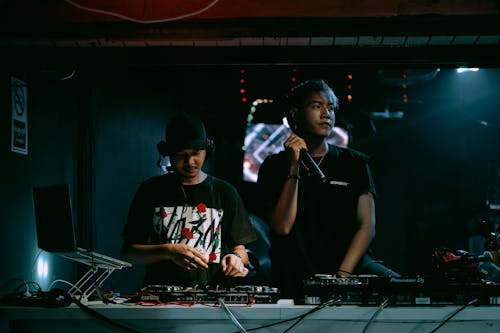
[32,184,77,253]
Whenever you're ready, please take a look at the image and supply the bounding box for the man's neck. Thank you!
[180,171,207,185]
[306,140,329,157]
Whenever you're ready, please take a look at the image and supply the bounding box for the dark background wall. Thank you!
[0,67,81,292]
[1,53,500,295]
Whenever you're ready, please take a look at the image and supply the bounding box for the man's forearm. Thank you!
[338,226,375,274]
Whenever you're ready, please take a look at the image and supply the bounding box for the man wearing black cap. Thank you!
[121,112,257,288]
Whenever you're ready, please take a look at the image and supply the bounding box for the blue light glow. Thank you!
[456,67,479,73]
[37,254,49,279]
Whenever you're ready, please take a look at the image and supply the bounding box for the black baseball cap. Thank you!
[164,112,208,153]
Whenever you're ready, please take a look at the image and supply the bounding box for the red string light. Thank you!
[402,72,408,103]
[347,73,353,103]
[240,68,247,103]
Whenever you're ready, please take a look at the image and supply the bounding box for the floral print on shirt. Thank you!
[153,203,223,263]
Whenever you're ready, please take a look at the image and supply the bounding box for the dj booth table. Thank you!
[1,303,500,333]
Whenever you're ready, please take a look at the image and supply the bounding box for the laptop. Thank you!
[32,184,131,269]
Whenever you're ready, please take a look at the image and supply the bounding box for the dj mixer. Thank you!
[303,274,500,305]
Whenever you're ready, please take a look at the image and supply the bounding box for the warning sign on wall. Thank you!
[11,76,28,155]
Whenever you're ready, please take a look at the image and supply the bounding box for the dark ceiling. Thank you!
[1,0,499,66]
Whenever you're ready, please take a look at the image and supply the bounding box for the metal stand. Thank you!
[61,251,132,303]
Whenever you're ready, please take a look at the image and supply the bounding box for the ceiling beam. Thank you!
[1,15,500,46]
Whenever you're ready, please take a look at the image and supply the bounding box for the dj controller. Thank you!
[303,274,500,306]
[139,285,280,305]
[136,275,500,306]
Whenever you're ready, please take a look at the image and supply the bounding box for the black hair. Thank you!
[287,79,339,110]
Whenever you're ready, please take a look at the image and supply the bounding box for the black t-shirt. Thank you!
[122,173,257,287]
[257,145,376,300]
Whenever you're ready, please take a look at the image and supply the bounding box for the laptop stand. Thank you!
[61,252,132,303]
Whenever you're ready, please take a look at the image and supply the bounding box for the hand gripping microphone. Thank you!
[284,108,326,182]
[300,149,326,182]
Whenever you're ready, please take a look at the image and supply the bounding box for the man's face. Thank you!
[170,148,207,180]
[297,91,335,138]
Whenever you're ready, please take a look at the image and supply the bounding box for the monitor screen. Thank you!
[32,184,76,253]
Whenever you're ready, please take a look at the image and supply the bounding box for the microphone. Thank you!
[300,149,326,182]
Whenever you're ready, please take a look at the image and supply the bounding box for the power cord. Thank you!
[282,298,341,333]
[230,298,341,333]
[15,281,42,299]
[0,280,71,307]
[219,298,247,333]
[429,298,479,333]
[361,298,390,333]
[73,298,143,333]
[48,279,83,295]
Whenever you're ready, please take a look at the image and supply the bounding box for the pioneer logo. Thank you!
[389,277,425,284]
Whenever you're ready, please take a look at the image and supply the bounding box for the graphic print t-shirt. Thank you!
[153,203,223,263]
[122,174,257,287]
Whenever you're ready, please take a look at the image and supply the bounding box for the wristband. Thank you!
[337,269,352,275]
[231,251,251,269]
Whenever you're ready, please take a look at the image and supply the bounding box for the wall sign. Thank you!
[11,76,28,155]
